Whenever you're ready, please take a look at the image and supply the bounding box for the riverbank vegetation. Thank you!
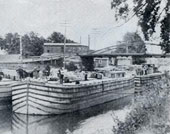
[112,74,170,134]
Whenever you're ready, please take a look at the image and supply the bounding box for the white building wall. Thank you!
[117,56,132,66]
[94,57,109,68]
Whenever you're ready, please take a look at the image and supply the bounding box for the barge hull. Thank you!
[0,84,12,110]
[12,78,134,115]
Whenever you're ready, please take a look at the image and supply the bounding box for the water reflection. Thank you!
[0,95,133,134]
[0,109,12,134]
[11,96,133,134]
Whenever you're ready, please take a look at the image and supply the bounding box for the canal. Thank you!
[0,96,133,134]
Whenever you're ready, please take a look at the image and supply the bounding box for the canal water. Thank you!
[0,96,133,134]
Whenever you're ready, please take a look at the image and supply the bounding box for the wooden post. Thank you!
[26,83,29,115]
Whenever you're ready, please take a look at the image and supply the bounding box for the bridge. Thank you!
[80,53,170,58]
[80,41,168,58]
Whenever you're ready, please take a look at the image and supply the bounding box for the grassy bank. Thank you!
[112,74,170,134]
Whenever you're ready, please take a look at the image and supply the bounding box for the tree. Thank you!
[22,32,44,56]
[4,33,20,54]
[0,36,5,50]
[22,34,31,56]
[47,32,75,43]
[111,0,170,53]
[115,32,145,53]
[0,31,75,56]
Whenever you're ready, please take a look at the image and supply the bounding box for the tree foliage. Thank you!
[115,32,145,53]
[0,37,5,50]
[22,32,44,56]
[0,31,76,56]
[4,33,20,54]
[113,75,170,134]
[47,32,75,43]
[111,0,170,53]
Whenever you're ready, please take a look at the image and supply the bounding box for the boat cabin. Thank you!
[96,69,126,79]
[110,71,126,78]
[94,57,110,68]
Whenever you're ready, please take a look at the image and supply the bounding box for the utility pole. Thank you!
[126,41,129,54]
[88,35,90,52]
[64,23,66,69]
[20,36,23,62]
[60,20,70,69]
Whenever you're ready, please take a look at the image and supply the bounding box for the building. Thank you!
[43,43,89,56]
[145,41,163,54]
[117,56,132,66]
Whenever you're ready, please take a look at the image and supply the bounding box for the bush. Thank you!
[112,76,170,134]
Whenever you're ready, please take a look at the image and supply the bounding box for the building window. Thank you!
[47,50,50,53]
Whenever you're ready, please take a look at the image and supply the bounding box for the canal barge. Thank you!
[11,72,135,115]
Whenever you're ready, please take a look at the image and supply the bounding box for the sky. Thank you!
[0,0,139,50]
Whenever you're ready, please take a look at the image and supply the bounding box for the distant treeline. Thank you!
[0,31,75,56]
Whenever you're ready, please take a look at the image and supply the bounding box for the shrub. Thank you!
[112,75,170,134]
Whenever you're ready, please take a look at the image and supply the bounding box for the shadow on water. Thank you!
[11,95,133,134]
[0,108,12,134]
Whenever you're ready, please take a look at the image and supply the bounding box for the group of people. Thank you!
[135,64,159,75]
[56,69,89,84]
[16,65,51,80]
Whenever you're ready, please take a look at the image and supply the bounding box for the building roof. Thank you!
[44,43,88,47]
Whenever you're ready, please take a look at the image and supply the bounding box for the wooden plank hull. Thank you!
[12,77,135,115]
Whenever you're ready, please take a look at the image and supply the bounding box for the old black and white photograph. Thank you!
[0,0,170,134]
